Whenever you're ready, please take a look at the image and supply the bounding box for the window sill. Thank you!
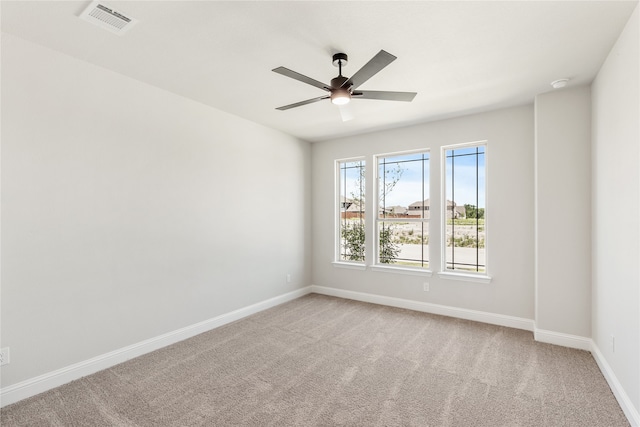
[332,261,367,271]
[437,271,492,284]
[370,265,432,277]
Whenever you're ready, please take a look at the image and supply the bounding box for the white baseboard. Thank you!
[310,285,535,332]
[0,286,312,408]
[533,328,592,351]
[591,341,640,427]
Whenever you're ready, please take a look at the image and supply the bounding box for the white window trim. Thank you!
[370,265,433,277]
[335,157,367,265]
[374,149,431,271]
[440,140,489,278]
[332,261,367,270]
[438,271,492,284]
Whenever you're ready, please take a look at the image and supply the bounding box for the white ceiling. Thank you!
[1,1,637,142]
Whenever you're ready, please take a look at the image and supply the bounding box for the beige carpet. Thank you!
[1,294,629,426]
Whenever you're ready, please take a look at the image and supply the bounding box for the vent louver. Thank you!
[79,1,138,35]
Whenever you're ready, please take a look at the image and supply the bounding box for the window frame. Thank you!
[439,140,490,282]
[334,157,367,267]
[373,149,432,274]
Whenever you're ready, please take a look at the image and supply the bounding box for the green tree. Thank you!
[464,204,476,218]
[379,225,400,263]
[341,161,404,263]
[341,221,365,261]
[341,222,400,263]
[379,162,405,208]
[464,204,485,219]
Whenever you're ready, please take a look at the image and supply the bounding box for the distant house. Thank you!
[408,199,430,218]
[344,197,466,219]
[378,205,408,218]
[340,196,353,211]
[389,205,409,216]
[407,199,465,219]
[452,203,466,219]
[341,196,364,219]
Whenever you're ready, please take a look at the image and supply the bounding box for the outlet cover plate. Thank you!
[0,347,9,366]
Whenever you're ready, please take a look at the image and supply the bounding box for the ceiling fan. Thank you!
[272,50,417,111]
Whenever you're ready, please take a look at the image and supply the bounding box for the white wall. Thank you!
[534,86,592,338]
[592,4,640,417]
[311,106,535,320]
[0,34,311,388]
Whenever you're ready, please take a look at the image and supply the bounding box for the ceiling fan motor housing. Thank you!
[332,53,348,67]
[331,75,350,89]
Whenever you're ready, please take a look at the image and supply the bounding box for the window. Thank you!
[376,151,430,268]
[442,142,486,273]
[337,159,365,263]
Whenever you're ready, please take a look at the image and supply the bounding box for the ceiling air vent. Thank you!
[79,1,138,35]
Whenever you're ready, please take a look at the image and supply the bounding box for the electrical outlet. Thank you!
[611,335,615,353]
[423,282,430,292]
[0,347,9,366]
[286,274,291,283]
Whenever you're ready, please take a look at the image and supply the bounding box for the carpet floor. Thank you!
[0,294,629,426]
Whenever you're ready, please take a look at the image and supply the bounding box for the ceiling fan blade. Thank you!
[272,67,331,92]
[276,95,330,111]
[342,50,397,89]
[353,90,417,102]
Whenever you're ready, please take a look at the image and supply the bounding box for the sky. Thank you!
[340,147,486,209]
[380,148,485,208]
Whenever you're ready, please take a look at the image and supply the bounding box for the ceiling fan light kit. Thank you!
[331,88,351,105]
[273,50,417,111]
